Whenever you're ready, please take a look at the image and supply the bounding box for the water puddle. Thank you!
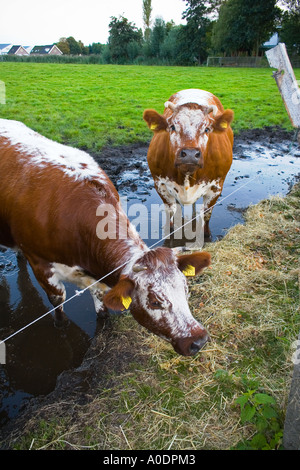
[0,134,299,426]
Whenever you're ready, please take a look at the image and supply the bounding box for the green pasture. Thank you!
[0,63,298,151]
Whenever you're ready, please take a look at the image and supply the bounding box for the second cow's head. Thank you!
[143,98,234,175]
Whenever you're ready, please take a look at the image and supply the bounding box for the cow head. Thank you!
[143,102,234,175]
[103,247,211,356]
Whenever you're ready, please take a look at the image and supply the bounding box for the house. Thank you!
[7,45,29,56]
[0,44,13,55]
[24,45,34,54]
[30,44,63,55]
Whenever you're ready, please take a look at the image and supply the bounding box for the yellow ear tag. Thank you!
[150,123,158,131]
[220,121,228,129]
[121,296,132,310]
[182,265,195,277]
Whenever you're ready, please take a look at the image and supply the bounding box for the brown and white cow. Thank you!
[143,89,234,238]
[0,118,211,356]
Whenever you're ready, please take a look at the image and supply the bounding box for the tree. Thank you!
[150,17,166,57]
[211,0,280,56]
[176,19,213,64]
[78,40,88,55]
[160,24,181,64]
[280,3,300,54]
[179,0,217,64]
[66,36,82,55]
[55,37,86,55]
[211,0,245,55]
[56,38,70,55]
[88,43,104,55]
[108,16,143,63]
[143,0,152,41]
[280,0,300,12]
[182,0,223,20]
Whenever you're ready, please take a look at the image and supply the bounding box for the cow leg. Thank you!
[24,255,69,327]
[89,284,110,319]
[49,295,68,327]
[154,182,177,233]
[48,265,111,320]
[164,202,177,233]
[203,192,221,240]
[192,202,197,220]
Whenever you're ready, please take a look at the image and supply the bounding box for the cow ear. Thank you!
[177,252,211,277]
[213,109,234,132]
[103,277,135,311]
[143,109,168,132]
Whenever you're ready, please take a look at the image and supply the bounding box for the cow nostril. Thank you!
[180,149,201,161]
[190,342,201,355]
[189,336,210,355]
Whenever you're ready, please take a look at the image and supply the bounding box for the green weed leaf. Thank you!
[250,433,268,449]
[261,405,278,419]
[254,393,276,405]
[235,395,248,409]
[241,404,256,423]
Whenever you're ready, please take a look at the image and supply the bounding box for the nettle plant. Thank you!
[235,390,283,450]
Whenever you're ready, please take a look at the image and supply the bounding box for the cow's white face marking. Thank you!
[0,118,106,182]
[167,107,213,156]
[130,261,202,341]
[165,89,216,155]
[175,89,214,108]
[169,108,209,141]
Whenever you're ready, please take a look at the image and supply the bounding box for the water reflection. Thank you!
[0,253,97,425]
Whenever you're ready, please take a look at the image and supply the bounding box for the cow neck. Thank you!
[175,170,195,186]
[93,217,149,285]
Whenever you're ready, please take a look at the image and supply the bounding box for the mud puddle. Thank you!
[0,128,299,427]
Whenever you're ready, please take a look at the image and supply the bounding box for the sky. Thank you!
[0,0,187,47]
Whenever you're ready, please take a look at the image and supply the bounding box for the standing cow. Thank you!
[0,118,211,356]
[143,89,234,239]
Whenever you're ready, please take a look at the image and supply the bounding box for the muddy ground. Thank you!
[93,126,297,187]
[0,126,299,449]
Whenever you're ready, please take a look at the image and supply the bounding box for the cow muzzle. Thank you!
[173,331,210,356]
[175,148,204,174]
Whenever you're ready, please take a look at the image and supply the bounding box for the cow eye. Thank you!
[170,124,176,132]
[205,127,210,133]
[148,293,162,309]
[150,300,162,309]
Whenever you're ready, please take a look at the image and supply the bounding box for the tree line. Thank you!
[55,0,300,65]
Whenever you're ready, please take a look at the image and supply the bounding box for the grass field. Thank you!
[0,63,299,151]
